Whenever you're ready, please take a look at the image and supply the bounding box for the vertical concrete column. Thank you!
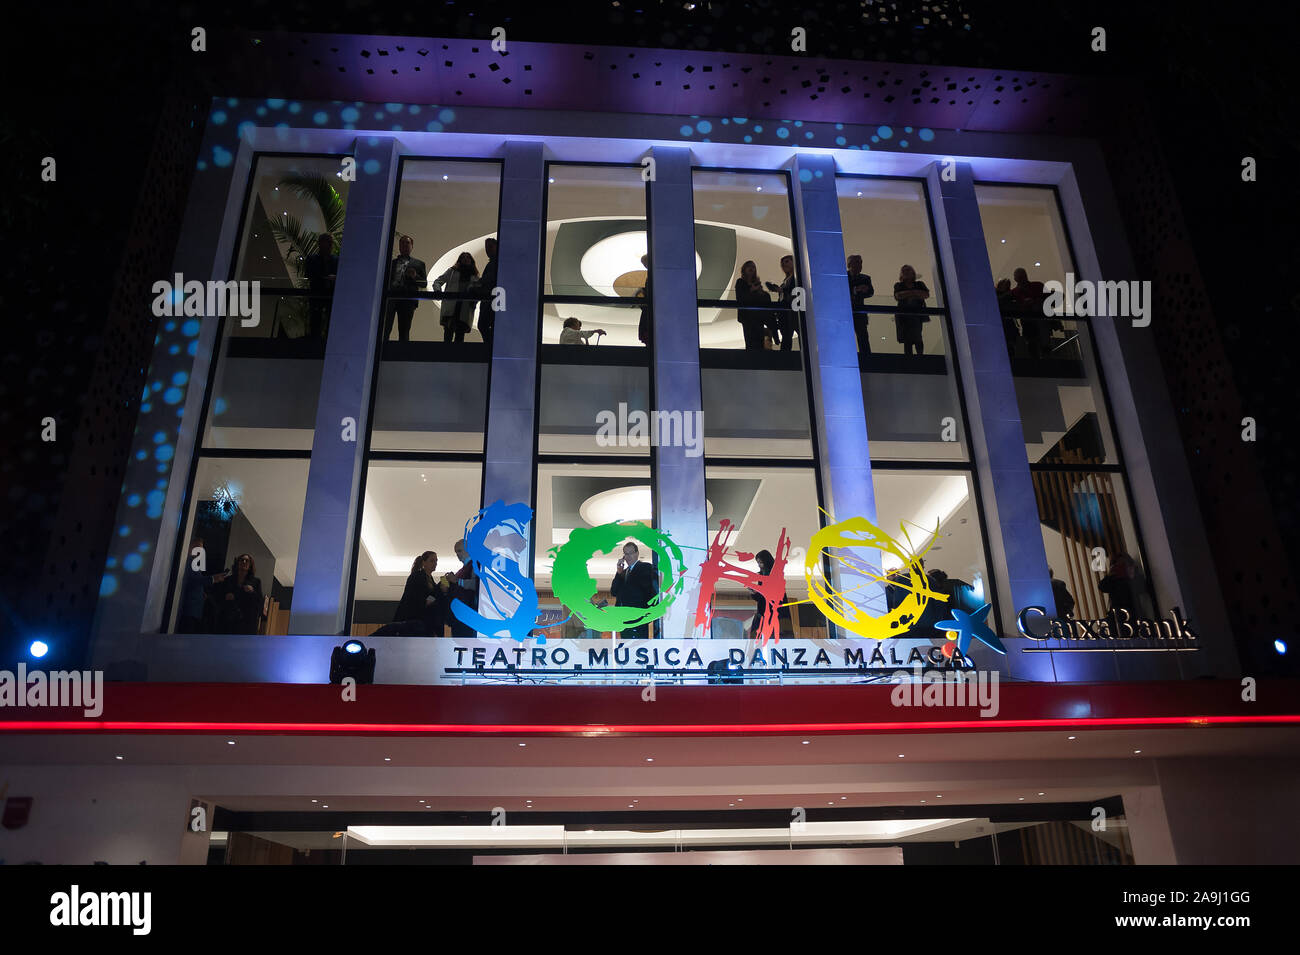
[648,147,708,639]
[927,162,1055,679]
[789,154,881,627]
[480,142,545,572]
[288,137,400,635]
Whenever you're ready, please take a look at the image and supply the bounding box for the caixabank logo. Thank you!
[448,499,1006,656]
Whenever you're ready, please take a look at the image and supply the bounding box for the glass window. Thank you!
[871,468,994,639]
[167,457,310,634]
[836,177,968,462]
[837,178,946,309]
[1031,469,1153,620]
[975,183,1149,606]
[542,164,650,349]
[700,363,814,458]
[350,460,485,636]
[369,357,488,453]
[233,155,350,294]
[204,155,352,450]
[701,465,828,639]
[693,169,795,346]
[538,360,651,456]
[535,460,654,636]
[384,160,502,343]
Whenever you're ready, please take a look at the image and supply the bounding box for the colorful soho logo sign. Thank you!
[451,501,1005,656]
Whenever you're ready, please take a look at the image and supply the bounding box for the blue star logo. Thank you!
[935,603,1006,655]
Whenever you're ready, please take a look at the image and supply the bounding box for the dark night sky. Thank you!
[0,0,1295,657]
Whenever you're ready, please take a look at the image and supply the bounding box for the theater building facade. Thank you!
[3,33,1297,866]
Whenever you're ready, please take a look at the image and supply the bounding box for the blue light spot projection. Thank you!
[182,319,200,337]
[155,479,168,490]
[798,168,813,183]
[136,450,148,461]
[680,125,694,137]
[288,102,302,114]
[363,158,381,175]
[696,120,712,134]
[835,123,843,130]
[341,106,360,122]
[106,557,118,569]
[172,371,189,385]
[213,397,228,415]
[168,344,180,355]
[753,125,763,133]
[904,126,913,133]
[124,553,144,573]
[256,106,268,117]
[385,103,403,113]
[153,431,167,444]
[899,140,908,148]
[226,97,238,107]
[138,541,151,553]
[211,111,227,125]
[118,525,131,537]
[918,128,935,142]
[438,109,455,123]
[314,111,329,125]
[877,126,893,139]
[146,491,165,519]
[425,121,443,132]
[733,117,748,125]
[836,136,847,145]
[163,388,183,405]
[775,127,790,139]
[793,121,803,127]
[267,98,286,109]
[187,340,199,356]
[126,494,141,508]
[212,146,233,168]
[871,135,879,143]
[99,575,118,597]
[408,104,421,115]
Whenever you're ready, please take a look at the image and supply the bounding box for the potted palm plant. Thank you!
[262,172,345,337]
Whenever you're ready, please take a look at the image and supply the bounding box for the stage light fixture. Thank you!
[706,658,742,685]
[330,640,376,684]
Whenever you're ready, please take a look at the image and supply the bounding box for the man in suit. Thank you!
[476,237,499,349]
[636,254,651,347]
[847,254,875,355]
[384,234,427,342]
[610,541,659,639]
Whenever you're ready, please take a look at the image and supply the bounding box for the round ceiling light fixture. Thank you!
[579,231,702,297]
[579,485,711,527]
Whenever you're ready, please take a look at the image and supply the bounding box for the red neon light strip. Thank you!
[2,715,1299,734]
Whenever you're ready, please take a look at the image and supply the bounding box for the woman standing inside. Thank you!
[212,553,264,634]
[765,254,799,351]
[734,260,772,351]
[750,549,793,639]
[432,252,480,343]
[893,264,932,357]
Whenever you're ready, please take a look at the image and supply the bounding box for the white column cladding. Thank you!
[926,161,1055,680]
[789,153,882,631]
[648,146,707,639]
[480,141,545,576]
[288,137,400,635]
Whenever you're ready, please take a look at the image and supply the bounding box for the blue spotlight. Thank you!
[1275,639,1288,655]
[344,640,364,655]
[29,640,50,659]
